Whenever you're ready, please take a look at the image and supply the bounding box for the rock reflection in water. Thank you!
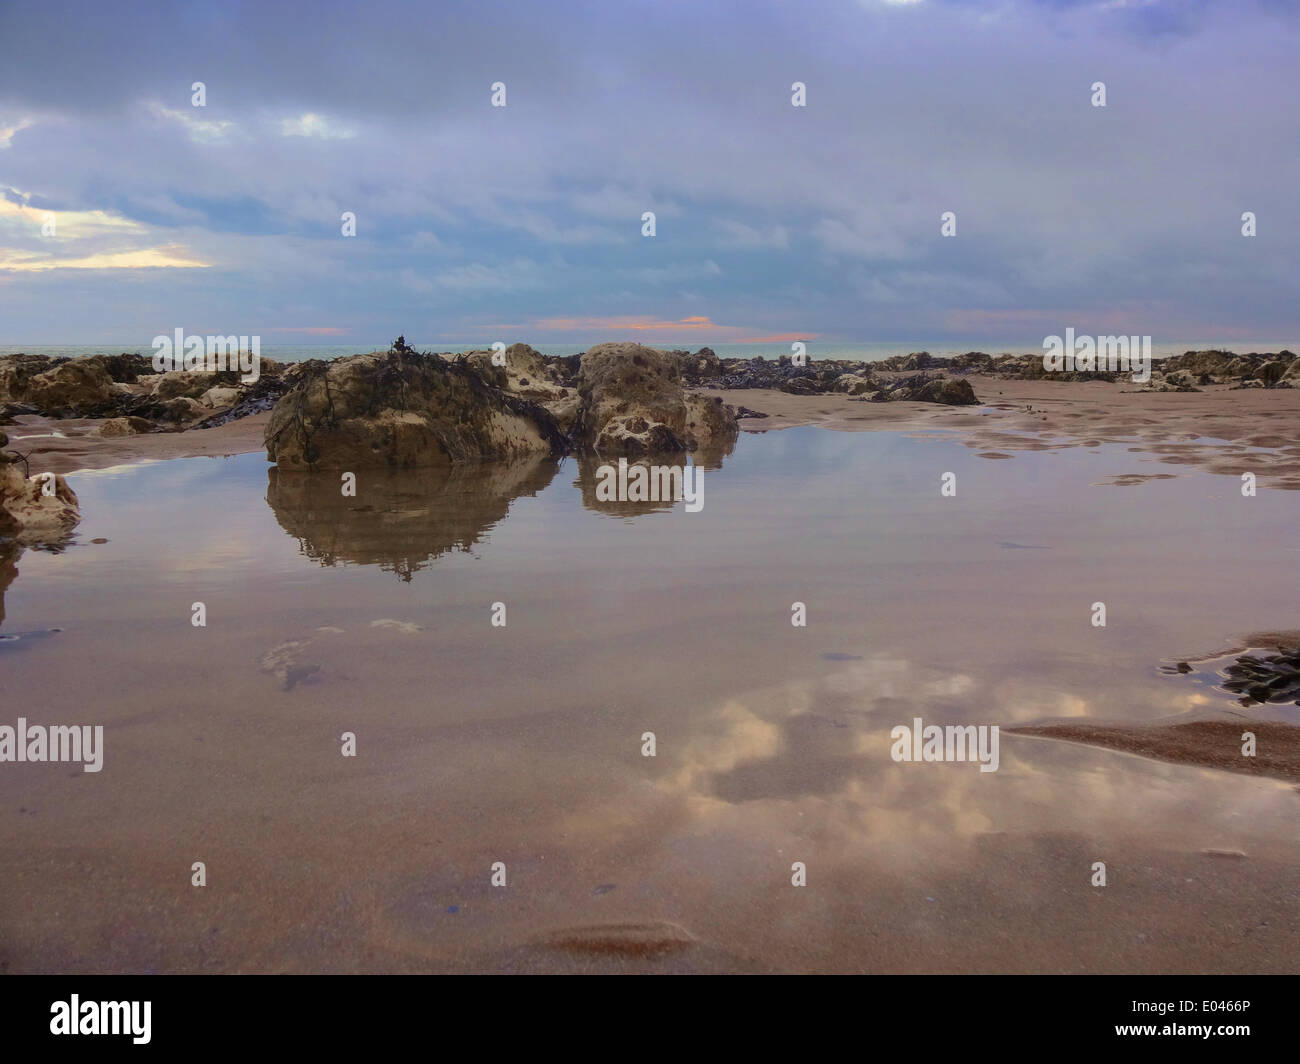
[266,455,560,579]
[0,540,19,628]
[573,440,734,518]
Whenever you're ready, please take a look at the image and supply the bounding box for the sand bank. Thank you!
[724,379,1300,487]
[5,412,272,475]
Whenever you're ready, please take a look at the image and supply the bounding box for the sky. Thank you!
[0,0,1297,348]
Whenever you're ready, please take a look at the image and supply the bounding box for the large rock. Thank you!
[265,339,568,470]
[572,342,739,456]
[0,354,63,404]
[876,352,953,372]
[873,375,979,405]
[833,372,877,396]
[1256,359,1293,386]
[163,397,205,421]
[0,353,162,411]
[778,375,826,395]
[24,358,115,416]
[1162,350,1240,378]
[917,377,979,405]
[1,362,34,405]
[951,352,994,371]
[678,347,722,382]
[150,369,249,401]
[97,353,156,383]
[199,385,243,409]
[0,460,80,545]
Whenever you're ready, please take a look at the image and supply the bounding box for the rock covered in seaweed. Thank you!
[264,337,568,470]
[1221,648,1300,706]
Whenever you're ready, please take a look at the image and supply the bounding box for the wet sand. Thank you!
[3,387,1300,973]
[722,379,1300,488]
[4,412,272,476]
[13,378,1300,488]
[1011,721,1300,785]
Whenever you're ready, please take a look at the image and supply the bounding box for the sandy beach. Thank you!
[4,355,1299,974]
[724,379,1300,487]
[5,411,274,475]
[13,375,1300,485]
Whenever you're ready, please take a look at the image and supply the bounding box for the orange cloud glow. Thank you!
[481,316,818,343]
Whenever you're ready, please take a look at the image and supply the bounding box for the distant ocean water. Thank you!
[1,340,1296,364]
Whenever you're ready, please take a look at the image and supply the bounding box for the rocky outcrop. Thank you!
[0,352,287,429]
[1147,350,1295,388]
[0,432,80,545]
[1159,350,1241,378]
[260,340,985,468]
[264,338,567,470]
[676,347,722,382]
[951,352,995,372]
[150,370,223,400]
[925,347,1300,389]
[872,375,979,405]
[96,353,156,383]
[707,356,845,393]
[832,372,879,396]
[199,385,243,409]
[1256,359,1293,386]
[700,351,988,401]
[24,358,116,416]
[571,342,739,456]
[2,352,173,415]
[0,354,67,405]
